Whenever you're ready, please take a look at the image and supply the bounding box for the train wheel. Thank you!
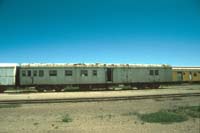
[0,89,4,93]
[147,84,154,89]
[136,85,146,89]
[0,87,5,93]
[154,84,160,89]
[55,88,62,92]
[36,87,43,92]
[147,84,160,89]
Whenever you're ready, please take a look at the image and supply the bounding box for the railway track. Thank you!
[0,92,200,104]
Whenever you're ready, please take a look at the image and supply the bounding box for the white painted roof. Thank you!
[20,63,171,68]
[0,63,18,67]
[172,67,200,70]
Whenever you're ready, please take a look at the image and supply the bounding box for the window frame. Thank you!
[22,70,26,77]
[49,70,57,76]
[80,70,88,77]
[155,70,159,76]
[149,70,154,76]
[193,73,197,77]
[33,70,37,77]
[92,70,97,76]
[65,70,73,76]
[27,70,31,77]
[39,70,44,77]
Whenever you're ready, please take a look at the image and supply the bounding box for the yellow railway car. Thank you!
[172,67,200,82]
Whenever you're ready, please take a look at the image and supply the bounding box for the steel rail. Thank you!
[0,93,200,104]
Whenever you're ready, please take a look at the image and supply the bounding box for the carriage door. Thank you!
[177,72,183,81]
[149,69,159,82]
[106,68,113,82]
[27,70,34,85]
[149,69,155,82]
[154,70,160,82]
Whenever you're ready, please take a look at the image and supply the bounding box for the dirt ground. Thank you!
[0,95,199,133]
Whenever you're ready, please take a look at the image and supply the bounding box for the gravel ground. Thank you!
[0,85,200,133]
[0,96,199,132]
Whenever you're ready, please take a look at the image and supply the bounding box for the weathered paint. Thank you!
[19,64,172,86]
[0,64,17,85]
[172,67,200,82]
[20,67,107,85]
[172,71,177,81]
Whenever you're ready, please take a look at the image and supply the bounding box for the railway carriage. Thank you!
[0,63,18,92]
[4,63,200,93]
[19,63,172,91]
[19,63,107,91]
[172,67,200,82]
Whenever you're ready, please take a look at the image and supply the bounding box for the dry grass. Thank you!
[62,114,72,123]
[126,105,200,124]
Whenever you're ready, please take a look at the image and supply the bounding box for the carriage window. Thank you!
[39,70,44,77]
[92,70,97,76]
[49,70,57,76]
[149,70,154,75]
[27,70,31,77]
[65,70,72,76]
[194,73,197,77]
[22,70,26,76]
[81,70,88,77]
[155,70,159,75]
[33,70,37,76]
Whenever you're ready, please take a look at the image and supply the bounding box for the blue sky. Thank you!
[0,0,200,66]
